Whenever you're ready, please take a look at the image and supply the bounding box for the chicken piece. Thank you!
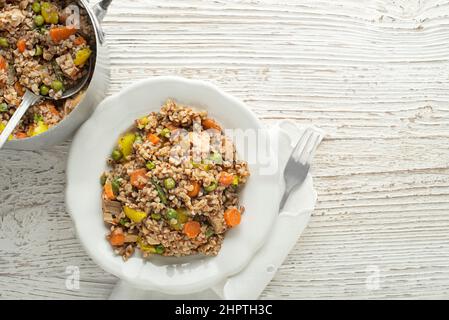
[207,213,226,234]
[63,90,85,115]
[43,49,54,62]
[0,8,25,30]
[102,199,122,224]
[145,235,161,245]
[124,234,138,243]
[2,86,21,106]
[55,53,80,80]
[102,199,122,215]
[0,69,7,88]
[19,1,33,10]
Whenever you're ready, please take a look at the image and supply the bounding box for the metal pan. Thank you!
[5,0,112,150]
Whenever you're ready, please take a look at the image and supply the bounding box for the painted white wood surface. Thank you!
[1,0,449,299]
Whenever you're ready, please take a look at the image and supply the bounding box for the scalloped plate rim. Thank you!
[65,76,279,294]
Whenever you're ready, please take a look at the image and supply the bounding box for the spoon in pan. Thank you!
[0,59,93,149]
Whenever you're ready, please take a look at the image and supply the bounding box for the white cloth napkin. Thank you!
[109,121,325,300]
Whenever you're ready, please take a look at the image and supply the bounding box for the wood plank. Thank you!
[1,0,449,299]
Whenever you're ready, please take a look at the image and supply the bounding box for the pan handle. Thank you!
[93,0,112,22]
[89,0,112,44]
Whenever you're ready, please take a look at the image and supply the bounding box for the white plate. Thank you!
[66,76,279,294]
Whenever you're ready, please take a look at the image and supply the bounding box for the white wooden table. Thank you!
[1,0,449,299]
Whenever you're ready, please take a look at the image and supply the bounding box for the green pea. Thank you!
[34,15,44,26]
[166,208,178,219]
[159,128,170,138]
[0,37,9,48]
[191,161,210,171]
[39,84,49,96]
[164,177,176,190]
[51,80,63,92]
[135,134,143,143]
[32,1,41,13]
[34,45,43,56]
[33,113,43,123]
[100,174,107,186]
[204,181,217,192]
[146,161,156,170]
[155,245,165,254]
[0,103,8,112]
[111,149,123,161]
[208,152,223,164]
[119,218,129,226]
[151,213,161,220]
[111,179,120,196]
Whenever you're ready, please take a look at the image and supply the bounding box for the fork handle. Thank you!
[0,90,41,149]
[279,192,289,210]
[279,184,300,210]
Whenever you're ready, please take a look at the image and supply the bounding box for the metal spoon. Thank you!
[0,60,93,149]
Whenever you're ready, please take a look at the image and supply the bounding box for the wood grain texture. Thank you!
[1,0,449,299]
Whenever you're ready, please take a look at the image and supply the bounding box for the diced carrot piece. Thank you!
[218,172,234,186]
[202,118,221,131]
[14,82,25,96]
[187,181,201,198]
[130,168,148,189]
[147,133,160,145]
[15,132,28,139]
[47,104,59,116]
[49,26,77,43]
[109,228,125,246]
[183,221,201,239]
[17,39,26,53]
[73,36,86,46]
[224,208,241,227]
[0,56,7,71]
[104,182,116,200]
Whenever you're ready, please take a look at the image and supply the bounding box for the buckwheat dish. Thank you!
[101,99,250,260]
[0,0,94,139]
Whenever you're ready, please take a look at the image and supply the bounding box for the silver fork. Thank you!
[279,127,323,210]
